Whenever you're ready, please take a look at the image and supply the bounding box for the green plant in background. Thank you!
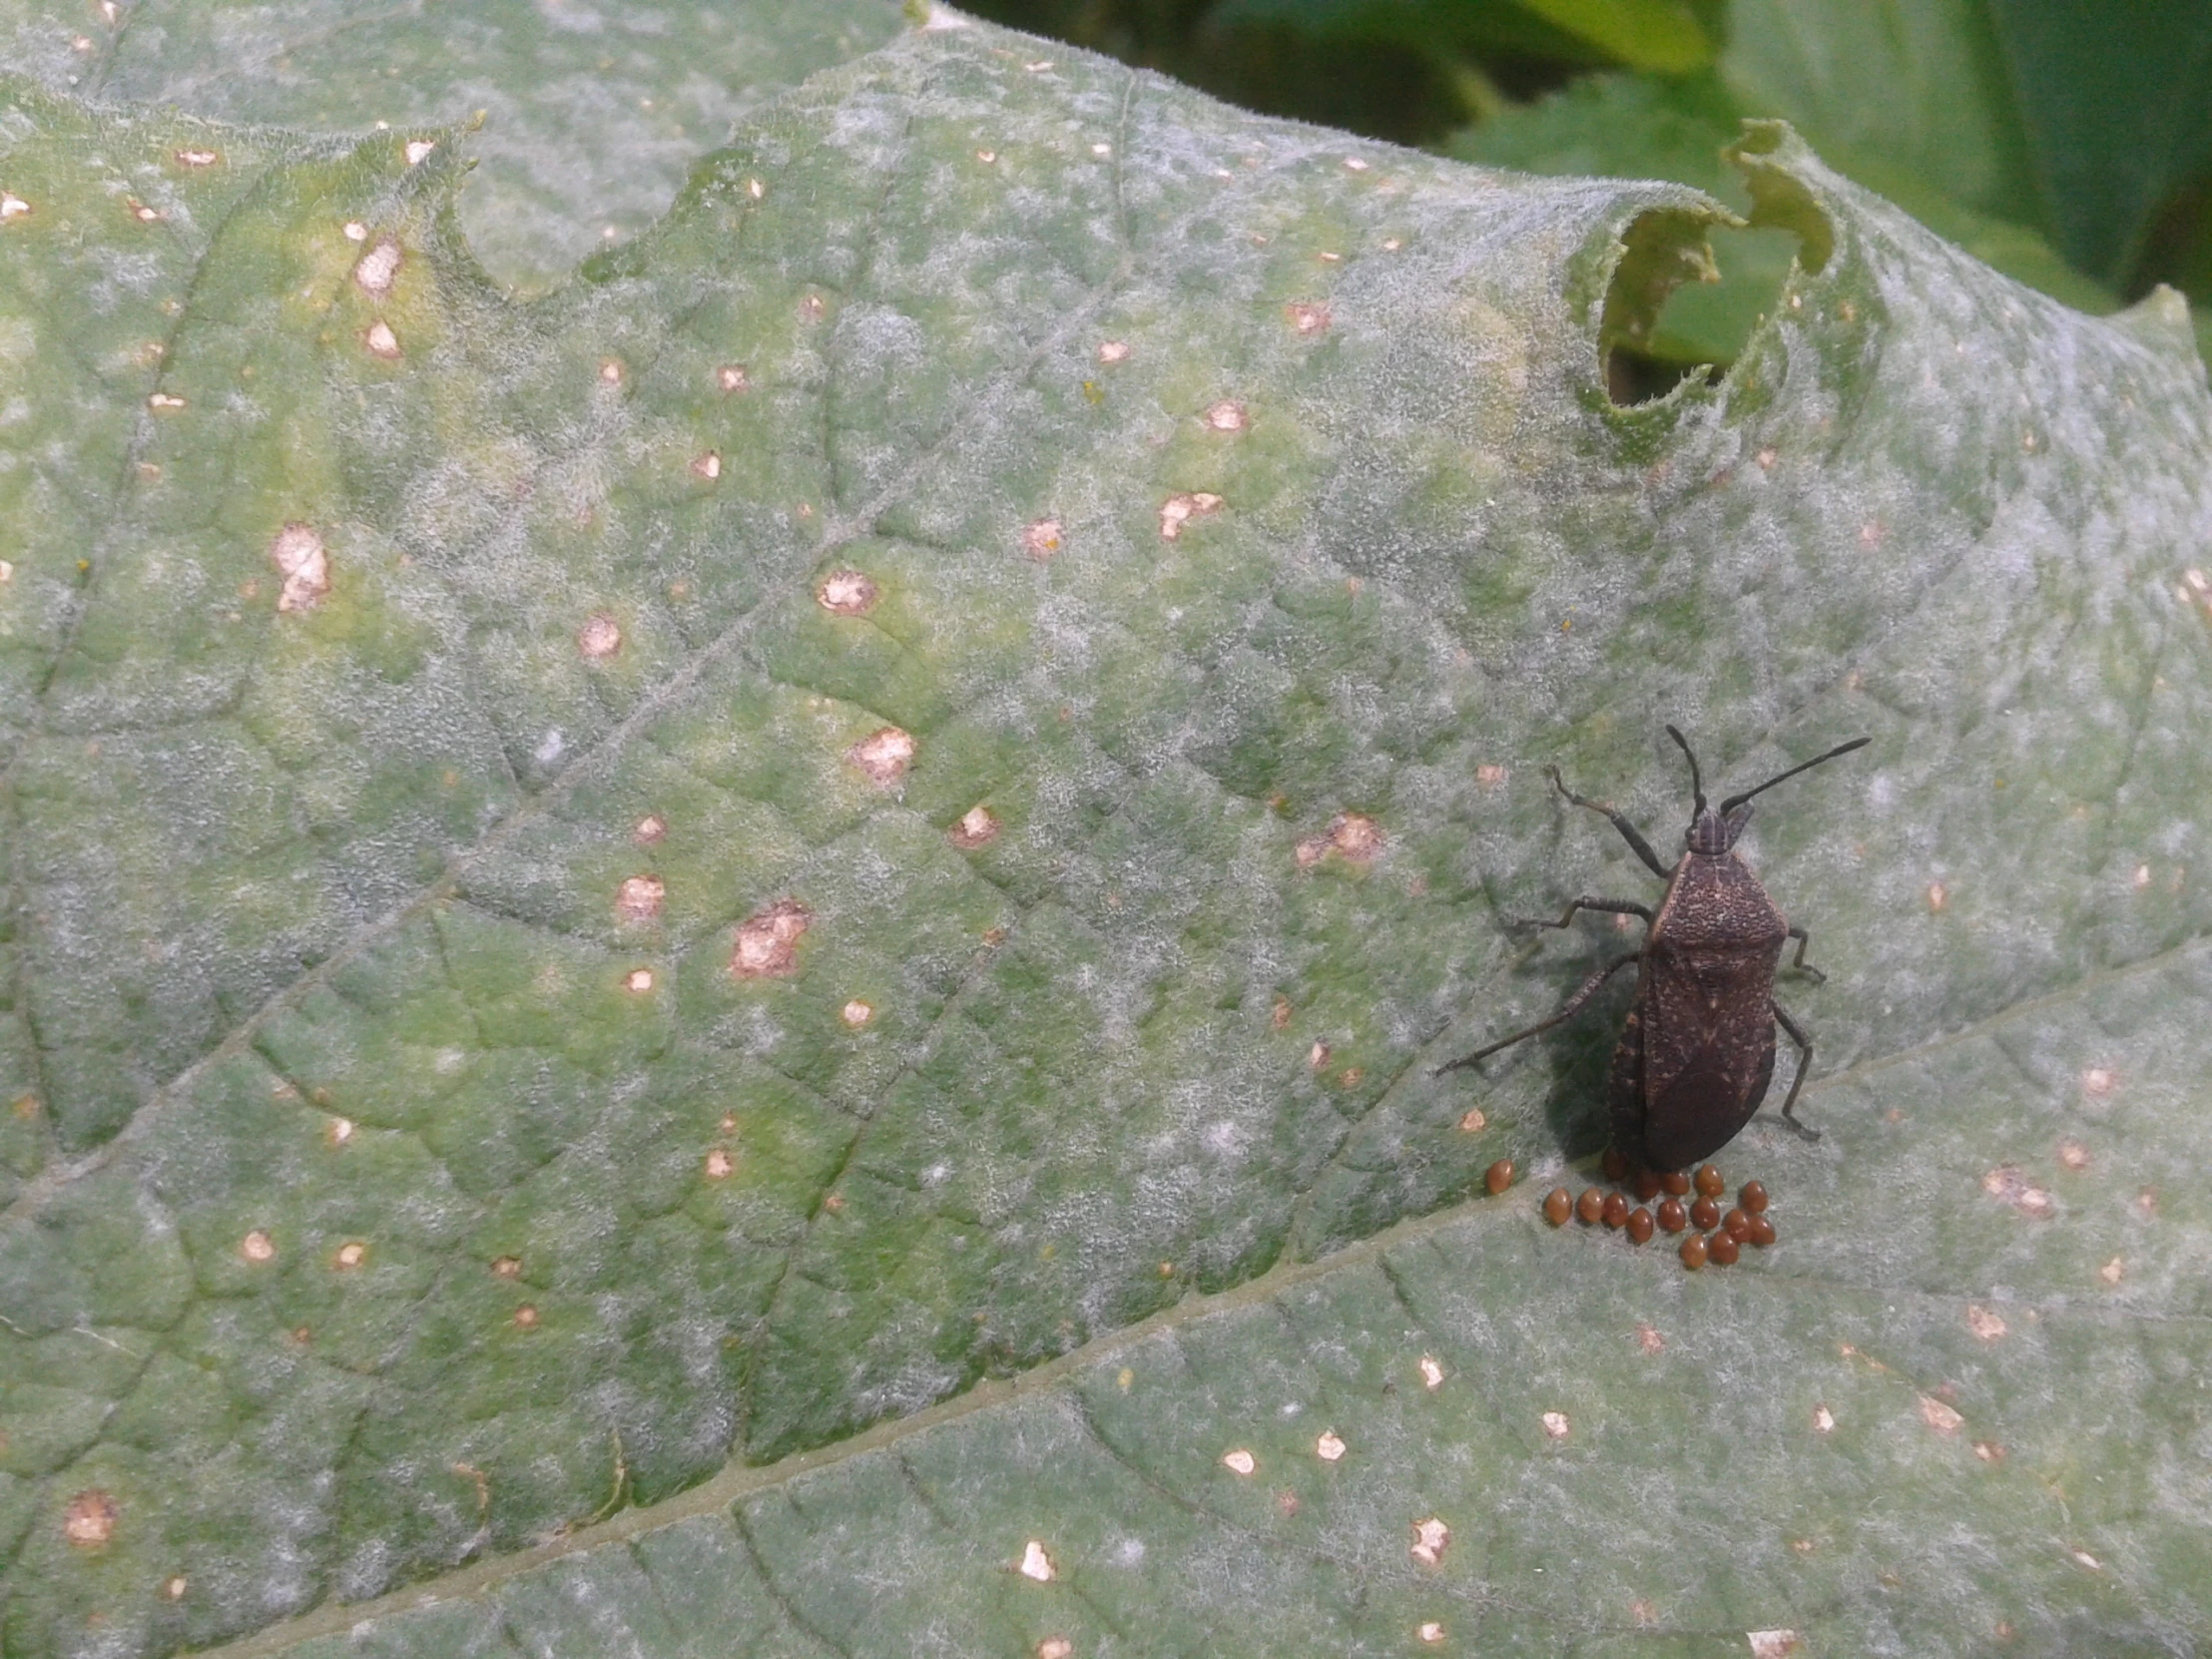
[970,0,2212,378]
[3,3,2212,1657]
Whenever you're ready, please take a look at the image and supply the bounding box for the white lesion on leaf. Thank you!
[353,237,402,296]
[270,523,330,613]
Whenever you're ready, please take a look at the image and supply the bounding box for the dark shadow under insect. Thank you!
[1438,726,1869,1173]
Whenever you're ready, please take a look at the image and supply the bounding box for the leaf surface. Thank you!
[3,13,2211,1659]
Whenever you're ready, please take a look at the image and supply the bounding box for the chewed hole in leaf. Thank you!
[1599,204,1809,404]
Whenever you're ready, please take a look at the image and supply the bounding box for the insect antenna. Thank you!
[1664,725,1707,815]
[1719,736,1872,814]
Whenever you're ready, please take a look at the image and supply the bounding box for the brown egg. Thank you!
[1679,1234,1708,1270]
[1659,1170,1691,1196]
[1747,1215,1777,1248]
[1708,1231,1741,1266]
[1543,1187,1573,1227]
[1739,1180,1769,1215]
[1694,1165,1726,1198]
[1632,1168,1663,1203]
[1601,1145,1629,1182]
[1485,1159,1514,1195]
[1626,1206,1655,1244]
[1656,1197,1687,1233]
[1723,1207,1752,1242]
[1577,1187,1607,1225]
[1690,1196,1721,1232]
[1602,1192,1629,1229]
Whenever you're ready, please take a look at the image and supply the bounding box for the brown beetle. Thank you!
[1438,727,1868,1171]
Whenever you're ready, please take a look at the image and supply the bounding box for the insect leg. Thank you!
[1543,766,1672,880]
[1770,999,1822,1141]
[1783,924,1826,984]
[1512,896,1654,933]
[1434,951,1640,1074]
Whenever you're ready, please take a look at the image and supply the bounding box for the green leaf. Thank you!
[0,0,903,290]
[1209,0,1713,75]
[1980,0,2212,284]
[5,14,2212,1659]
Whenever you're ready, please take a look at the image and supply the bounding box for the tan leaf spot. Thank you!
[1918,1394,1964,1435]
[242,1229,276,1264]
[705,1148,735,1180]
[691,450,721,480]
[513,1305,539,1329]
[490,1256,522,1279]
[353,237,402,295]
[816,570,878,616]
[716,363,750,392]
[801,293,827,321]
[1222,1447,1256,1475]
[403,139,437,166]
[847,727,915,786]
[148,391,186,410]
[1418,1355,1444,1389]
[2071,1548,2101,1571]
[1287,301,1330,335]
[1158,491,1223,540]
[1021,517,1062,558]
[1974,1440,2005,1462]
[1204,400,1248,431]
[731,899,813,978]
[1980,1164,2053,1216]
[1097,339,1129,363]
[1308,1041,1331,1070]
[841,999,873,1028]
[128,197,164,222]
[1271,998,1292,1030]
[1457,1108,1485,1132]
[0,192,28,220]
[1812,1403,1835,1433]
[1417,1623,1443,1645]
[599,358,623,384]
[1409,1516,1449,1566]
[269,524,331,613]
[2100,1256,2125,1285]
[2132,863,2152,888]
[1966,1306,2006,1342]
[1475,764,1507,786]
[327,1117,353,1146]
[1927,881,1947,911]
[2082,1067,2116,1095]
[616,874,665,923]
[1637,1323,1665,1356]
[624,967,655,993]
[63,1491,118,1547]
[1018,1540,1055,1582]
[634,815,667,844]
[1540,1410,1570,1440]
[333,1241,367,1270]
[2058,1139,2091,1170]
[950,805,1001,849]
[1747,1633,1803,1659]
[342,220,367,242]
[1316,1430,1346,1462]
[163,1575,187,1599]
[363,320,401,359]
[577,612,623,658]
[1037,1640,1072,1659]
[975,149,997,164]
[1382,237,1402,251]
[175,149,219,168]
